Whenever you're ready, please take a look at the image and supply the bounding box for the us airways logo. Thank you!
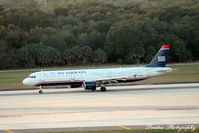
[158,56,165,62]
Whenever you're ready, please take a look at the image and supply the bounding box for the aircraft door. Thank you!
[40,71,45,82]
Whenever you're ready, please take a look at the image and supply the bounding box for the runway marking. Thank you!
[119,125,131,130]
[4,129,15,133]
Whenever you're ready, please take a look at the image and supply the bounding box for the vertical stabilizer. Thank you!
[147,45,170,67]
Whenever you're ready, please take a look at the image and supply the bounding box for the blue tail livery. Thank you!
[147,45,170,67]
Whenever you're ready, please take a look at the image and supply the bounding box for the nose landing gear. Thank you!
[39,86,43,94]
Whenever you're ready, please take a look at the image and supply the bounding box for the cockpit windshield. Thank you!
[28,76,36,78]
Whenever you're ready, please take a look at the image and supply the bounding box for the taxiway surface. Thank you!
[0,83,199,132]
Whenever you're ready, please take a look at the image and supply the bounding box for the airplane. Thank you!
[23,45,172,93]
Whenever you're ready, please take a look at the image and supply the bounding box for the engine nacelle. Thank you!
[83,81,96,90]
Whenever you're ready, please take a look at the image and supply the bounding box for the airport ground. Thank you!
[0,83,199,133]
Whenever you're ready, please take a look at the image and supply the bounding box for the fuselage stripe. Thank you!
[35,80,84,86]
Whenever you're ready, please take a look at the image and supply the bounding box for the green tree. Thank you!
[63,45,93,65]
[5,24,28,48]
[80,46,93,64]
[145,46,156,62]
[63,49,72,65]
[0,5,4,12]
[0,0,199,69]
[54,7,69,17]
[106,20,146,62]
[68,45,81,65]
[18,43,62,67]
[93,48,107,63]
[125,47,145,64]
[0,40,7,55]
[170,39,192,62]
[106,22,134,62]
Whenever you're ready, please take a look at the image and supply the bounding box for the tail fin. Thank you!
[147,45,170,67]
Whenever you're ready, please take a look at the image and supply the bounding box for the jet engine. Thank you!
[83,81,96,91]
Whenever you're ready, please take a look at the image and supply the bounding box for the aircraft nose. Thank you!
[23,78,29,85]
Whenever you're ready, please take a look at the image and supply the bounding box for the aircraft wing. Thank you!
[94,76,131,84]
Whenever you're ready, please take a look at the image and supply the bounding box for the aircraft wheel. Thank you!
[39,86,43,94]
[91,88,96,91]
[39,90,43,94]
[100,87,106,92]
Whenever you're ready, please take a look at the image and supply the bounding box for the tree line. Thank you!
[0,0,198,69]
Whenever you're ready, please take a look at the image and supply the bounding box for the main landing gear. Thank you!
[100,84,106,92]
[91,87,106,91]
[91,88,96,91]
[39,86,43,94]
[100,87,106,91]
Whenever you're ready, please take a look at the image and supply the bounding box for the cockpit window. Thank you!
[28,76,36,78]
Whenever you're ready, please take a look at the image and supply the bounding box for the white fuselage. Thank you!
[23,66,172,86]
